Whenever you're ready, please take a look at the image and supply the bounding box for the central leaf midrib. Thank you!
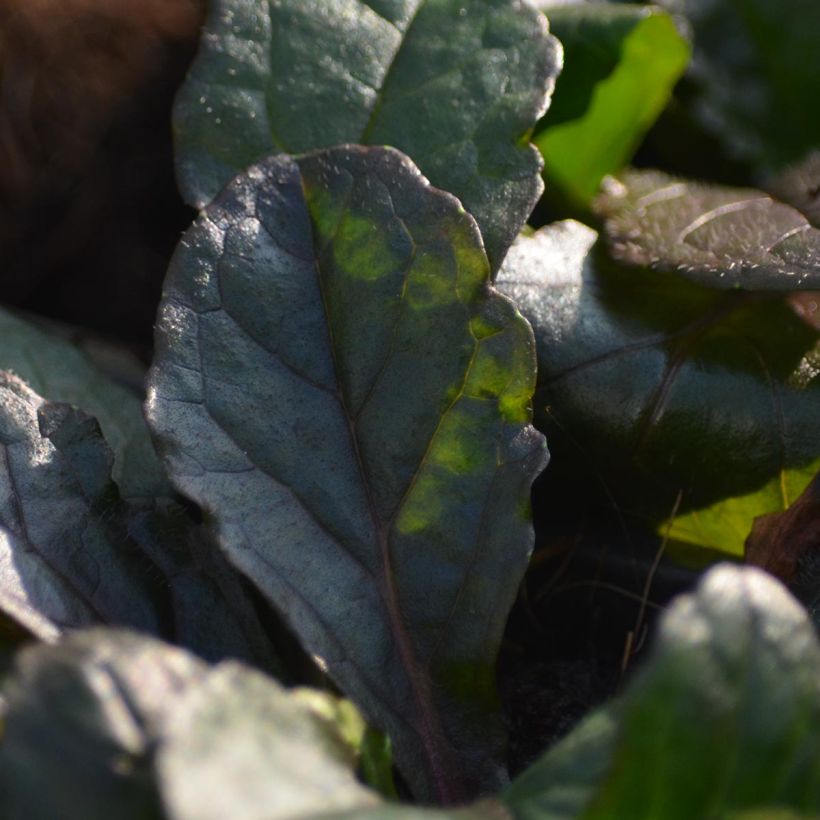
[299,170,463,803]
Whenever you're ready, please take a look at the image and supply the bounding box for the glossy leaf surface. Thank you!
[0,373,165,638]
[173,0,560,273]
[596,169,820,290]
[147,146,547,801]
[497,220,820,554]
[657,0,820,169]
[534,3,689,205]
[506,565,820,818]
[0,307,167,498]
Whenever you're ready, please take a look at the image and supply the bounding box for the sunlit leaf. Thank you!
[596,169,820,291]
[534,3,689,205]
[173,0,561,272]
[147,145,547,801]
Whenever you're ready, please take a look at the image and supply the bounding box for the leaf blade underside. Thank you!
[146,145,547,802]
[173,0,562,273]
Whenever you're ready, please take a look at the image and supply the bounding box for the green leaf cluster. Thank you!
[0,0,819,817]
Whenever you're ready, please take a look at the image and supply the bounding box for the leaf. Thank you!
[156,663,379,820]
[656,0,820,170]
[533,3,689,205]
[146,145,547,802]
[0,629,376,820]
[0,372,166,639]
[504,565,820,818]
[126,503,282,672]
[595,169,820,290]
[0,629,203,820]
[666,458,820,560]
[0,367,280,669]
[172,0,561,273]
[0,307,168,499]
[745,471,820,584]
[496,220,820,555]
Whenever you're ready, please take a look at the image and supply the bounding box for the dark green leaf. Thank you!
[146,145,547,801]
[0,629,375,820]
[534,3,689,205]
[0,629,203,820]
[0,307,168,499]
[497,220,820,555]
[127,503,282,672]
[0,373,166,638]
[505,565,820,818]
[657,0,820,170]
[173,0,561,273]
[596,169,820,290]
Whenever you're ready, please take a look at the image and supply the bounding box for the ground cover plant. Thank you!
[0,0,818,817]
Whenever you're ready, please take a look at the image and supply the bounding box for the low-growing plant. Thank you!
[0,0,818,817]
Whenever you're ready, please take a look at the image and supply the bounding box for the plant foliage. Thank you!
[0,0,819,816]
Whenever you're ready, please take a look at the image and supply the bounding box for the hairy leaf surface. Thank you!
[596,170,820,290]
[506,565,820,818]
[497,220,820,554]
[147,146,547,801]
[173,0,561,272]
[534,3,689,205]
[0,373,165,638]
[0,307,167,498]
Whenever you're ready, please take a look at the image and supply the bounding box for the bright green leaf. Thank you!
[173,0,561,274]
[534,3,689,205]
[146,145,547,802]
[506,565,820,818]
[497,220,820,555]
[665,459,820,559]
